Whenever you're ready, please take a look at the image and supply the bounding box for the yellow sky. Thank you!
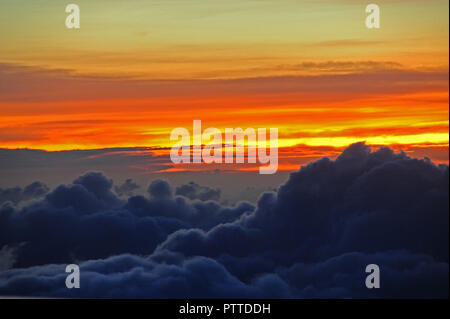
[0,0,448,79]
[0,0,448,166]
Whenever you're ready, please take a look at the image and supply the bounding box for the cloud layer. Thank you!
[0,143,448,298]
[175,182,221,202]
[0,181,49,205]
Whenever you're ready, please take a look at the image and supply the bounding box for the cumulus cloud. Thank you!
[176,182,221,201]
[0,245,21,271]
[0,181,49,205]
[0,173,253,268]
[148,179,172,200]
[0,143,448,298]
[114,179,140,197]
[0,254,292,298]
[159,144,448,262]
[0,250,446,298]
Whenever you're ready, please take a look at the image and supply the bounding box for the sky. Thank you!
[0,0,449,176]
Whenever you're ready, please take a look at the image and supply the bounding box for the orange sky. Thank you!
[0,0,448,170]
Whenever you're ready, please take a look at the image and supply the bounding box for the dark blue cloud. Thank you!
[0,181,49,205]
[279,251,448,298]
[158,144,448,265]
[0,143,448,298]
[73,172,118,204]
[114,178,140,197]
[0,173,253,268]
[0,254,291,298]
[148,179,173,200]
[0,250,446,298]
[176,182,221,201]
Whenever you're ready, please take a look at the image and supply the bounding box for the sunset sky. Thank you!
[0,0,448,174]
